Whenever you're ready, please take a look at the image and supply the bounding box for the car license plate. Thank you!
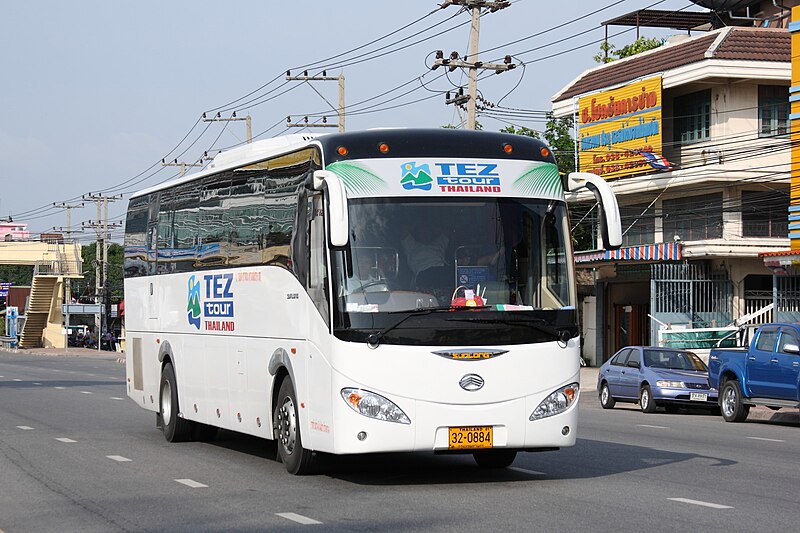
[690,392,708,402]
[448,426,493,449]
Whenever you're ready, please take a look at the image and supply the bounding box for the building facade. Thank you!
[552,25,792,364]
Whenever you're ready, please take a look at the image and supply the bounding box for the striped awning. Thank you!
[575,242,682,264]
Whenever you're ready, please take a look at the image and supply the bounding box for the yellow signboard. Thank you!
[791,6,800,249]
[578,76,663,180]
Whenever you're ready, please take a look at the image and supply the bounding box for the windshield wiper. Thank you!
[446,316,572,343]
[366,306,489,349]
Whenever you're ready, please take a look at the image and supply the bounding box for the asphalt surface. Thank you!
[1,349,798,532]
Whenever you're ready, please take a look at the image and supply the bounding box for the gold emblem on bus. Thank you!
[432,349,507,361]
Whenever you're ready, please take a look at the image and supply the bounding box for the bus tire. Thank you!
[160,362,193,442]
[274,378,313,475]
[473,449,517,469]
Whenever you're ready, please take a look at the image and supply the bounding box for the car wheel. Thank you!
[473,449,517,469]
[640,385,657,413]
[720,380,749,423]
[599,383,615,409]
[160,362,193,442]
[274,378,314,475]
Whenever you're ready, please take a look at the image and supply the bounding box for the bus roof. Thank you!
[129,129,557,199]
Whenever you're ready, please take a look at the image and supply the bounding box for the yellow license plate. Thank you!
[448,426,493,450]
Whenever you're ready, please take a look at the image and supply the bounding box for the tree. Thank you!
[73,243,124,304]
[500,113,575,174]
[593,36,665,64]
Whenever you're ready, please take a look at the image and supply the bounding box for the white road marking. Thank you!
[276,513,322,525]
[509,467,546,476]
[747,436,785,443]
[16,426,34,430]
[669,498,733,509]
[55,438,77,443]
[80,391,92,394]
[637,424,669,429]
[33,382,42,385]
[175,479,207,488]
[13,379,22,382]
[110,397,125,401]
[106,455,132,462]
[87,373,95,377]
[54,386,65,390]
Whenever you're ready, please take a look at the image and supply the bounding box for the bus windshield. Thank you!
[332,197,575,326]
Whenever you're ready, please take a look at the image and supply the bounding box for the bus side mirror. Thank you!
[566,172,622,250]
[313,170,349,247]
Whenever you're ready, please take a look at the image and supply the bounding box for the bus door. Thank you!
[146,192,160,321]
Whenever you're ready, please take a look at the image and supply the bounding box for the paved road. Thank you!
[1,352,797,532]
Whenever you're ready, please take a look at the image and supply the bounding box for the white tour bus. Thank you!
[124,129,621,474]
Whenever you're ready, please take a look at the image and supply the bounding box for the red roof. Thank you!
[553,27,789,103]
[758,249,800,258]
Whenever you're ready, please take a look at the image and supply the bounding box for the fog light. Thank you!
[357,431,367,441]
[562,426,570,436]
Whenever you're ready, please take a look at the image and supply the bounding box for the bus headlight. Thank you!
[530,383,579,421]
[341,388,411,424]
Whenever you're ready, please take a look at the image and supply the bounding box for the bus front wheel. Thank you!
[274,378,313,475]
[473,449,517,469]
[160,362,193,442]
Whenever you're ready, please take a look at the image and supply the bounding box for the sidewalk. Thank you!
[580,367,799,424]
[0,346,125,363]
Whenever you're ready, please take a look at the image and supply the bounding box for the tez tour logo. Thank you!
[187,275,201,329]
[400,161,432,191]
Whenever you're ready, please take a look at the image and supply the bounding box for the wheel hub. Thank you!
[161,381,172,426]
[722,387,736,417]
[277,397,297,455]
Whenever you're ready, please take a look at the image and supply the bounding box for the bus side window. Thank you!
[309,194,329,325]
[157,188,174,275]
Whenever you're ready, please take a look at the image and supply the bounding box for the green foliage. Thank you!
[0,265,34,286]
[593,36,665,64]
[500,113,575,174]
[73,243,124,303]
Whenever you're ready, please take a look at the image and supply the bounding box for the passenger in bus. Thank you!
[347,251,383,293]
[401,217,450,293]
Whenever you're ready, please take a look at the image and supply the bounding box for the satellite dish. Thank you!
[688,0,760,10]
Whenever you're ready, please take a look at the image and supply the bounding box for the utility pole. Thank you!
[432,0,515,129]
[161,158,203,177]
[202,112,252,143]
[286,70,345,132]
[53,201,84,305]
[82,193,122,348]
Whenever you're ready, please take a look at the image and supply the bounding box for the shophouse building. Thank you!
[552,22,792,364]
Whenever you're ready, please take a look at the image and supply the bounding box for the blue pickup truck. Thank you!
[708,323,800,422]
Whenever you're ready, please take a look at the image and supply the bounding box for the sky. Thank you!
[1,0,701,242]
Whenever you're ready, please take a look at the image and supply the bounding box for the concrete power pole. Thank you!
[53,201,84,304]
[202,112,252,143]
[433,0,515,129]
[82,194,122,347]
[286,70,345,132]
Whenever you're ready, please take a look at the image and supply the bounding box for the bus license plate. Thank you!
[448,426,493,449]
[690,392,708,402]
